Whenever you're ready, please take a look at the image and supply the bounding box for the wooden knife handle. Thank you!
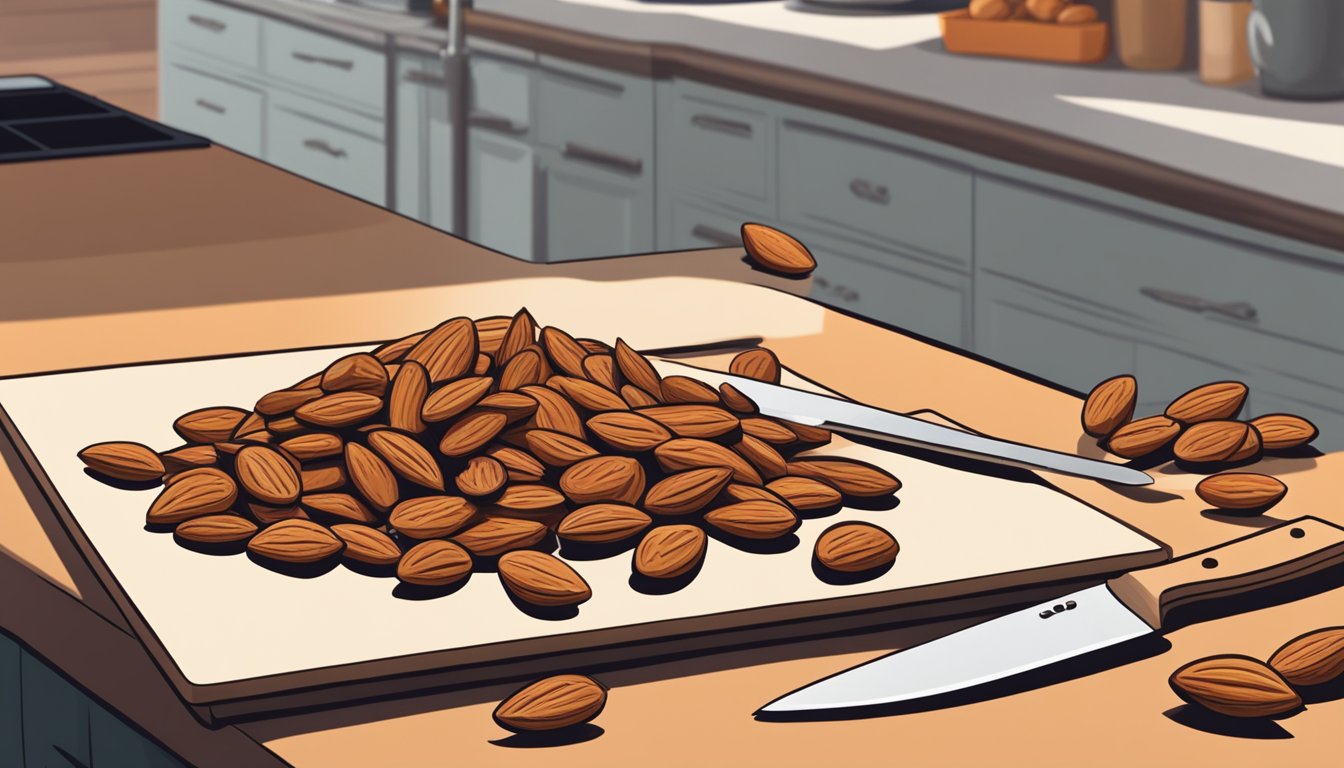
[1107,517,1344,630]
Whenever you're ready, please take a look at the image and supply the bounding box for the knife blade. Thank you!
[758,516,1344,717]
[717,374,1152,486]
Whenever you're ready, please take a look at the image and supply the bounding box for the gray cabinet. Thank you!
[21,650,90,768]
[158,0,260,68]
[159,63,263,156]
[1,635,21,768]
[538,144,653,262]
[467,130,536,260]
[395,48,456,231]
[267,93,387,206]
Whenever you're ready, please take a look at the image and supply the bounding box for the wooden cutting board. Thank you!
[0,343,1164,723]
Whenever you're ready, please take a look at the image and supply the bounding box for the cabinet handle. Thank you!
[691,113,752,138]
[1140,287,1259,322]
[302,138,348,158]
[194,98,226,114]
[691,224,740,247]
[292,52,355,71]
[404,69,448,87]
[562,142,643,175]
[467,111,528,135]
[813,276,859,303]
[849,178,890,205]
[187,14,227,33]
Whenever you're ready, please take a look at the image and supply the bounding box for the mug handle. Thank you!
[1247,9,1273,73]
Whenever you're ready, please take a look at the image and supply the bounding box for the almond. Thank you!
[486,446,547,483]
[372,329,427,364]
[582,355,618,391]
[729,348,781,384]
[556,504,652,543]
[439,410,509,457]
[560,456,646,505]
[1169,655,1301,718]
[621,385,659,409]
[387,360,430,434]
[1106,415,1182,459]
[397,539,472,586]
[640,405,740,440]
[521,385,586,439]
[456,456,508,498]
[478,391,538,422]
[279,433,342,461]
[231,411,267,438]
[719,483,786,505]
[345,442,400,511]
[321,353,388,396]
[741,418,796,446]
[174,407,249,443]
[767,476,843,511]
[453,517,548,557]
[493,674,607,733]
[644,468,734,515]
[785,459,900,498]
[174,514,258,544]
[147,468,238,525]
[498,308,539,363]
[1174,421,1262,465]
[540,326,590,378]
[1081,375,1137,439]
[160,444,218,474]
[1195,473,1287,511]
[475,315,511,357]
[815,522,899,573]
[248,503,308,525]
[1250,414,1319,451]
[1166,381,1248,425]
[782,420,832,447]
[548,376,628,413]
[367,430,445,491]
[496,484,567,512]
[78,441,165,481]
[733,435,788,480]
[390,495,477,538]
[655,438,762,485]
[1055,2,1098,23]
[300,463,346,493]
[741,223,816,276]
[718,383,757,414]
[247,519,343,563]
[301,492,378,524]
[331,524,402,566]
[405,317,477,383]
[474,354,493,376]
[500,348,547,391]
[295,392,383,428]
[234,445,302,506]
[525,430,600,468]
[635,525,706,579]
[614,339,663,400]
[586,411,673,452]
[265,416,304,434]
[421,376,492,423]
[1269,627,1344,687]
[498,550,592,607]
[578,339,610,354]
[660,376,720,405]
[704,501,797,539]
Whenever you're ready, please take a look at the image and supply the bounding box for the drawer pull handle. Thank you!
[691,114,752,138]
[404,69,448,87]
[292,52,355,71]
[302,138,347,159]
[467,111,528,135]
[187,14,227,33]
[814,276,859,303]
[1140,287,1258,322]
[194,98,226,114]
[849,178,890,205]
[691,224,740,247]
[562,142,643,175]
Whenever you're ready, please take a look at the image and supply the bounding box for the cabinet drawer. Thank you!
[266,102,386,206]
[779,121,972,269]
[665,83,774,209]
[160,65,263,156]
[540,145,654,262]
[22,651,90,768]
[262,20,386,114]
[536,56,652,176]
[468,48,533,139]
[667,199,748,251]
[160,0,260,68]
[0,635,19,768]
[976,177,1344,357]
[467,131,535,261]
[806,233,970,349]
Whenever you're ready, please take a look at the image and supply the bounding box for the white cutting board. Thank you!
[0,345,1163,705]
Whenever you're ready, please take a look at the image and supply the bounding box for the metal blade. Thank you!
[722,375,1152,486]
[757,584,1153,714]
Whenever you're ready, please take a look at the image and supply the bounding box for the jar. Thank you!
[1114,0,1190,69]
[1199,0,1254,84]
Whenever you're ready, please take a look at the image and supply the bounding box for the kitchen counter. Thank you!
[3,144,1344,766]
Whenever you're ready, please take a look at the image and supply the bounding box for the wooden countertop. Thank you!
[3,147,1344,766]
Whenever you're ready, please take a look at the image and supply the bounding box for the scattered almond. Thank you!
[331,524,402,566]
[174,407,249,443]
[729,348,781,384]
[1268,627,1344,688]
[1174,421,1261,465]
[78,441,165,482]
[704,501,797,539]
[493,674,607,733]
[1250,414,1318,451]
[247,519,343,564]
[815,522,898,573]
[741,223,817,277]
[1169,655,1301,718]
[498,550,592,607]
[635,525,706,579]
[1195,473,1287,511]
[1106,415,1181,459]
[397,539,472,586]
[1166,382,1248,425]
[1081,375,1137,439]
[147,468,238,525]
[174,514,258,544]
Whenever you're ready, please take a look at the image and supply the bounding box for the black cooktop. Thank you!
[0,76,209,164]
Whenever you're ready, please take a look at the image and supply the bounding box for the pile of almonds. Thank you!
[1170,626,1344,719]
[968,0,1099,24]
[1081,376,1317,512]
[77,310,902,611]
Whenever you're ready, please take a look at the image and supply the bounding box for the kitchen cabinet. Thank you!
[468,129,536,261]
[0,635,20,768]
[159,0,260,68]
[537,144,654,262]
[659,80,777,220]
[261,18,386,114]
[21,648,90,768]
[159,63,264,156]
[395,47,456,231]
[267,92,387,207]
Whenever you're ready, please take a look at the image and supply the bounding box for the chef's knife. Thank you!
[717,374,1152,486]
[758,516,1344,717]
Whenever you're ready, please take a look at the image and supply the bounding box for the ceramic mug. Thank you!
[1247,0,1344,100]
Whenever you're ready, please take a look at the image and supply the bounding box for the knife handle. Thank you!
[1107,517,1344,630]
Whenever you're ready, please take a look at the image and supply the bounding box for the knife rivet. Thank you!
[1053,604,1065,613]
[1290,527,1305,539]
[1202,557,1219,569]
[1039,610,1054,619]
[1065,600,1077,610]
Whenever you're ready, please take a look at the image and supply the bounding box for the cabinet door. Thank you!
[664,198,751,252]
[0,635,20,768]
[538,145,653,263]
[395,52,455,231]
[266,95,386,206]
[467,130,534,261]
[159,63,263,156]
[90,705,184,768]
[21,651,89,768]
